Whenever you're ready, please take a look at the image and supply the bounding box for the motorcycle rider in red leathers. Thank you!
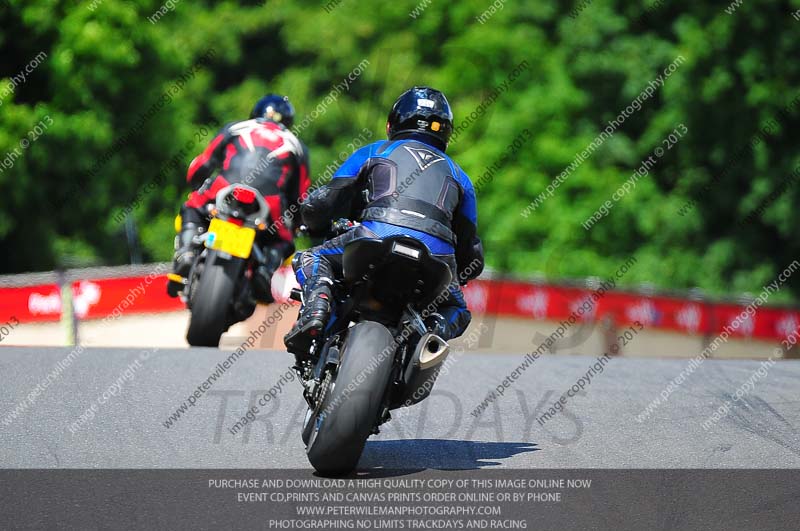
[167,94,310,301]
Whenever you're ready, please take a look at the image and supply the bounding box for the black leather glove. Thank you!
[330,218,356,236]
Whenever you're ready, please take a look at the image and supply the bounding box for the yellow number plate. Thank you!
[206,218,256,259]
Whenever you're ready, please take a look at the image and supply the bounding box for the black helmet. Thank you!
[251,94,295,128]
[387,86,453,150]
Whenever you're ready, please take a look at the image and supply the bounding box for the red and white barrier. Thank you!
[1,268,797,342]
[1,276,183,323]
[462,279,799,342]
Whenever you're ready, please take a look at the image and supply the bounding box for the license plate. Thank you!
[206,218,256,259]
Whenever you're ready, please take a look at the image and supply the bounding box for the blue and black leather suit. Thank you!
[293,134,484,340]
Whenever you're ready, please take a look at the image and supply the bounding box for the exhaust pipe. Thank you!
[397,333,450,407]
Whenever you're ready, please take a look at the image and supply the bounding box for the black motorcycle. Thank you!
[177,183,282,347]
[292,225,454,475]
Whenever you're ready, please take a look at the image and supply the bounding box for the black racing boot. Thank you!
[284,276,333,355]
[167,222,202,297]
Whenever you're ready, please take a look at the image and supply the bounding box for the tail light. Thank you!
[232,186,257,204]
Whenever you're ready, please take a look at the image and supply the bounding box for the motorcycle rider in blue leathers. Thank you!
[284,86,484,354]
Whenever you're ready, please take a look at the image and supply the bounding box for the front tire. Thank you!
[186,255,239,347]
[306,321,396,476]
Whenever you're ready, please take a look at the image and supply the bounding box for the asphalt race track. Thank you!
[1,346,799,470]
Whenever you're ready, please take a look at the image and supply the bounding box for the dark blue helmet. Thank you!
[251,94,295,128]
[387,86,453,150]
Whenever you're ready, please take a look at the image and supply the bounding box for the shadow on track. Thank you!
[351,439,539,477]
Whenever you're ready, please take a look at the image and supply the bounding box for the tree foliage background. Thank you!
[1,0,798,301]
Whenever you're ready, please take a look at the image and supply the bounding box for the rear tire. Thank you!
[306,321,396,476]
[186,256,238,347]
